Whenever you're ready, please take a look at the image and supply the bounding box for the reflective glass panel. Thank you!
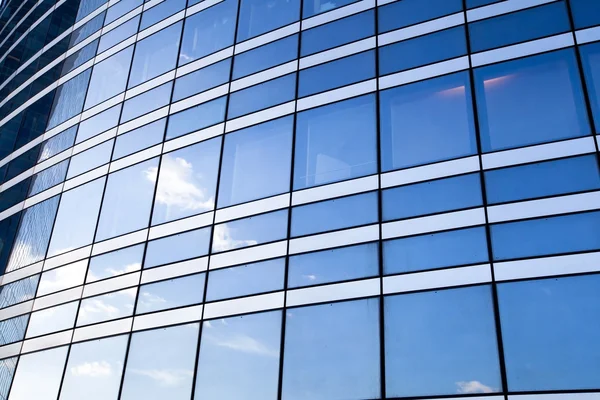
[288,242,379,288]
[47,69,92,129]
[87,244,144,282]
[303,0,357,17]
[173,58,231,101]
[26,301,78,338]
[218,116,292,207]
[77,287,137,326]
[96,158,159,241]
[152,137,221,224]
[237,0,300,42]
[205,258,285,301]
[380,71,477,171]
[76,104,122,144]
[113,119,166,160]
[59,335,128,400]
[385,285,502,397]
[66,139,113,179]
[120,323,199,400]
[378,0,461,33]
[121,82,172,123]
[128,22,182,88]
[166,96,226,140]
[233,35,297,79]
[8,346,68,400]
[47,178,105,257]
[474,48,590,151]
[580,41,600,132]
[294,94,377,189]
[136,273,205,314]
[37,259,87,297]
[84,46,133,110]
[212,210,288,253]
[144,227,212,268]
[282,298,380,399]
[498,274,600,391]
[195,311,282,400]
[227,73,296,118]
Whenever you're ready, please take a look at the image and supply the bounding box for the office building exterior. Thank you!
[0,0,598,399]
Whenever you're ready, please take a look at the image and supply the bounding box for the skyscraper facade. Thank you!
[0,0,598,399]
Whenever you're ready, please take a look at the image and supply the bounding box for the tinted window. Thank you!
[227,73,296,118]
[136,273,205,313]
[383,227,489,274]
[237,0,300,42]
[113,119,166,160]
[173,58,231,101]
[474,49,590,151]
[84,47,133,110]
[385,285,501,397]
[233,35,298,79]
[77,288,137,325]
[379,0,462,33]
[294,94,377,189]
[87,244,144,282]
[282,298,381,399]
[570,0,600,29]
[212,210,288,253]
[491,211,600,261]
[303,0,357,17]
[76,104,122,143]
[580,41,600,132]
[166,96,226,140]
[498,274,600,391]
[8,346,68,400]
[218,116,292,207]
[144,227,212,268]
[121,82,172,122]
[382,173,483,221]
[152,137,221,224]
[288,243,379,288]
[380,72,477,171]
[485,155,600,204]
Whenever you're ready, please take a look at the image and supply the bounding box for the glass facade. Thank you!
[0,0,598,399]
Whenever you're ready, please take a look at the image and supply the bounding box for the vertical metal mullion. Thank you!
[462,1,509,397]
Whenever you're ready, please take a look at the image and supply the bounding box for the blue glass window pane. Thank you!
[474,49,590,152]
[0,275,39,308]
[47,68,92,129]
[173,58,231,101]
[302,0,357,18]
[77,288,136,326]
[113,119,165,160]
[383,227,489,275]
[0,357,15,400]
[96,158,158,241]
[84,47,133,110]
[179,0,238,65]
[282,298,381,399]
[152,137,221,224]
[570,0,600,29]
[166,96,226,140]
[38,126,76,162]
[121,82,172,122]
[27,301,78,337]
[218,116,292,207]
[0,315,29,345]
[237,0,300,42]
[378,0,461,33]
[294,94,377,189]
[137,273,205,314]
[212,210,288,253]
[469,2,570,53]
[380,72,477,171]
[498,274,600,391]
[291,192,378,237]
[383,173,482,221]
[233,35,297,79]
[128,22,182,88]
[66,139,113,179]
[379,27,467,76]
[140,0,186,30]
[205,258,285,301]
[105,0,142,24]
[46,178,105,257]
[288,242,379,288]
[37,261,87,297]
[385,285,501,397]
[76,104,122,144]
[6,196,59,272]
[580,42,600,132]
[466,0,500,7]
[303,11,373,57]
[87,244,144,282]
[120,323,198,400]
[144,227,212,268]
[227,73,296,118]
[8,346,68,400]
[298,51,375,97]
[491,211,600,261]
[28,159,69,196]
[62,39,99,75]
[77,0,108,21]
[60,335,128,400]
[195,311,282,400]
[70,11,105,47]
[485,155,600,204]
[97,15,139,54]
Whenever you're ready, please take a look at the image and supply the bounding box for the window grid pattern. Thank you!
[0,0,597,399]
